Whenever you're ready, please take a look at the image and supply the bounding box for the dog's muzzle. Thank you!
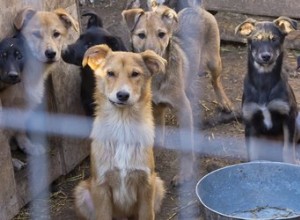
[258,52,273,64]
[117,91,130,102]
[2,71,21,84]
[109,91,130,107]
[45,49,57,63]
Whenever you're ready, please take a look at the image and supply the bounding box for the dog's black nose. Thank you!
[7,71,20,83]
[117,91,130,102]
[45,49,56,59]
[261,53,271,62]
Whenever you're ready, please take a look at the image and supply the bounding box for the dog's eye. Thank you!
[137,33,146,39]
[15,51,23,60]
[131,71,140,77]
[158,32,166,39]
[33,31,42,38]
[53,31,61,38]
[107,71,115,77]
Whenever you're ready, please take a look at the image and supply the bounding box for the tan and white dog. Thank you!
[122,5,195,186]
[74,44,166,219]
[0,7,78,169]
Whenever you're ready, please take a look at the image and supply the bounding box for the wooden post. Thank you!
[0,134,19,220]
[0,1,90,219]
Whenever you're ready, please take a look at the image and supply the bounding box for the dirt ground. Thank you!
[13,1,300,220]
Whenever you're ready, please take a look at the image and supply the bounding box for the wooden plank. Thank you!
[15,145,64,208]
[0,134,19,220]
[61,138,90,174]
[49,60,90,174]
[202,0,300,19]
[0,1,88,218]
[214,12,300,50]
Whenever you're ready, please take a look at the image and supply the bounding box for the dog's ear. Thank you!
[105,36,127,51]
[141,50,167,76]
[82,44,111,71]
[82,10,103,28]
[125,0,141,9]
[54,8,79,32]
[235,18,257,37]
[122,9,145,32]
[155,5,178,30]
[150,0,159,10]
[274,16,297,34]
[14,7,36,30]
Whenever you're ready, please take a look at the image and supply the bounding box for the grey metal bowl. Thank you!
[196,161,300,220]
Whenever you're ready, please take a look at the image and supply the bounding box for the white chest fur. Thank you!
[90,107,154,181]
[243,99,290,129]
[91,108,154,208]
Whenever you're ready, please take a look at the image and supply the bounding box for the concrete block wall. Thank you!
[0,0,90,219]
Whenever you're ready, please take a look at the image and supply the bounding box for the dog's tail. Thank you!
[82,10,103,29]
[154,175,165,213]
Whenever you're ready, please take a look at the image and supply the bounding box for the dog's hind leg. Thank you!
[153,104,167,148]
[245,124,256,161]
[170,93,195,186]
[136,175,157,220]
[90,179,113,220]
[208,57,234,112]
[74,180,95,219]
[244,124,267,161]
[282,123,298,164]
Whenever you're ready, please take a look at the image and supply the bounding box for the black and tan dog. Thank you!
[62,10,127,116]
[0,35,25,90]
[0,35,27,170]
[236,17,299,163]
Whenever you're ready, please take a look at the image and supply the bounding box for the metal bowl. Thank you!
[196,162,300,220]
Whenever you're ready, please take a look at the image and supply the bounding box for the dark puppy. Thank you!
[0,35,27,170]
[62,10,127,116]
[236,17,299,163]
[0,35,25,90]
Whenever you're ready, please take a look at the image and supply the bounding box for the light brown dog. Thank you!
[74,44,166,220]
[175,4,233,112]
[122,5,195,186]
[0,7,78,169]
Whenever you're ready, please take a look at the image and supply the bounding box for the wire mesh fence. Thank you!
[1,0,300,220]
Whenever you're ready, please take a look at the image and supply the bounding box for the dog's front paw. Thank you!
[20,142,47,156]
[16,135,47,156]
[220,100,235,113]
[12,158,26,170]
